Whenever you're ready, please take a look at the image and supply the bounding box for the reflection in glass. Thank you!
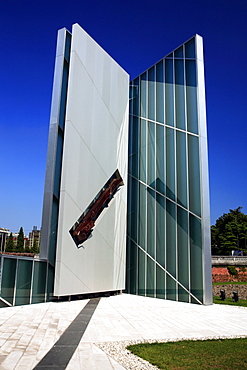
[190,214,203,303]
[139,119,147,183]
[177,207,189,302]
[156,124,165,195]
[186,60,198,134]
[174,45,183,58]
[165,59,174,126]
[147,121,155,187]
[156,265,166,298]
[166,128,175,201]
[138,248,146,295]
[140,73,147,118]
[156,61,164,123]
[15,259,33,306]
[32,261,47,304]
[176,131,187,207]
[146,257,155,297]
[127,36,207,305]
[138,183,147,251]
[175,59,185,130]
[185,38,195,59]
[147,188,155,258]
[166,199,176,278]
[1,258,17,305]
[188,134,201,217]
[156,194,165,268]
[148,67,155,121]
[132,77,140,116]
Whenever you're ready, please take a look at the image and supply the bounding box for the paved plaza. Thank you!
[0,294,246,369]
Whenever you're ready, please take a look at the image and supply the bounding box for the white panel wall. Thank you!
[54,24,129,296]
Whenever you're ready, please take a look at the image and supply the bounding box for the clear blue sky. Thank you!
[0,0,246,234]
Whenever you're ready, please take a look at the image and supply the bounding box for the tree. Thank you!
[30,238,39,254]
[211,207,247,255]
[16,227,24,253]
[5,233,14,252]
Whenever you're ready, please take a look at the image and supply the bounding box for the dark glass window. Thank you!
[185,38,196,59]
[15,259,33,306]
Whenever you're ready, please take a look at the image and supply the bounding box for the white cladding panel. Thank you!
[54,24,129,296]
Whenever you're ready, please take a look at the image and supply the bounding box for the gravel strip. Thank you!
[95,335,247,369]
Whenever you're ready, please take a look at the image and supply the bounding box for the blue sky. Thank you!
[0,0,246,234]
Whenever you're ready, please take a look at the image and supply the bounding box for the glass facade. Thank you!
[0,255,53,307]
[126,35,211,304]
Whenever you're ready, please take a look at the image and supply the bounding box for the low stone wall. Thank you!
[212,256,247,266]
[213,284,247,300]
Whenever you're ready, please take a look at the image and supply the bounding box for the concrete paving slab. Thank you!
[0,294,246,369]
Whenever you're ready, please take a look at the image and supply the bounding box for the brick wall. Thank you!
[212,266,247,283]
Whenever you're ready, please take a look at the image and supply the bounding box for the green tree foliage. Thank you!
[30,238,39,254]
[5,232,14,252]
[16,227,24,253]
[211,207,247,255]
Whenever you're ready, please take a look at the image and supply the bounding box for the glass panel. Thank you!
[156,60,164,124]
[156,193,165,268]
[146,256,155,297]
[132,77,140,116]
[178,286,189,303]
[58,59,69,130]
[165,59,174,127]
[175,59,185,130]
[140,72,147,118]
[176,131,187,208]
[147,121,155,187]
[185,38,195,59]
[156,265,166,299]
[46,263,55,302]
[139,119,147,183]
[127,175,132,237]
[1,257,17,305]
[147,188,155,258]
[128,114,133,166]
[166,199,176,277]
[166,274,177,301]
[128,178,138,242]
[49,196,59,265]
[138,183,147,251]
[64,31,72,62]
[189,214,203,303]
[15,259,33,306]
[53,128,64,198]
[148,67,155,121]
[188,135,201,217]
[129,116,139,178]
[129,239,138,294]
[138,248,146,296]
[166,128,175,201]
[177,207,189,300]
[174,45,183,58]
[32,261,47,304]
[125,237,131,292]
[156,124,165,195]
[186,60,198,134]
[129,82,133,115]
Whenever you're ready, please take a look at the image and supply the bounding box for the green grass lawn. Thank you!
[127,338,247,369]
[213,296,247,306]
